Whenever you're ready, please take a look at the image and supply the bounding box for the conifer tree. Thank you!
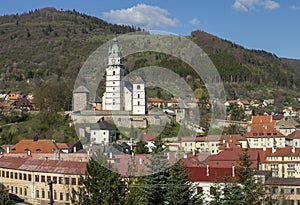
[210,181,223,205]
[165,160,200,205]
[0,183,11,205]
[222,177,243,205]
[125,156,146,205]
[143,136,169,205]
[75,151,125,205]
[236,149,264,205]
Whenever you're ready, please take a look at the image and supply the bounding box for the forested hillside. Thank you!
[0,7,299,110]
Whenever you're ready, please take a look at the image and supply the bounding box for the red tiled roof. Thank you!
[0,156,87,175]
[148,97,163,103]
[56,143,71,149]
[287,130,300,140]
[244,124,284,138]
[188,167,237,182]
[251,115,274,125]
[9,139,60,154]
[261,147,300,162]
[143,134,156,141]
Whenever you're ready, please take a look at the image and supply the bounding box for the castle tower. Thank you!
[73,86,89,111]
[103,36,124,111]
[132,76,146,115]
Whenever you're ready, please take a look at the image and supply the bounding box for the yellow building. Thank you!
[0,156,86,205]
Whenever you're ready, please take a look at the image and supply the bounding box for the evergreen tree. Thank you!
[165,160,196,205]
[75,151,125,205]
[125,156,146,205]
[222,177,243,205]
[0,183,11,205]
[236,149,264,205]
[210,181,223,205]
[143,136,169,205]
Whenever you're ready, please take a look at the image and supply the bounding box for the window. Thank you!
[60,192,63,201]
[137,85,140,90]
[35,175,39,182]
[19,173,22,180]
[23,173,27,181]
[54,190,57,200]
[297,188,300,195]
[42,189,45,198]
[28,174,32,181]
[113,71,115,75]
[138,101,140,106]
[10,172,13,178]
[11,186,13,193]
[59,177,64,184]
[78,178,82,185]
[48,190,50,199]
[71,178,76,185]
[65,177,70,185]
[6,171,9,178]
[2,171,4,177]
[53,176,57,184]
[41,175,45,182]
[15,173,18,179]
[20,187,22,195]
[138,94,140,98]
[24,188,27,196]
[36,190,39,198]
[197,187,203,195]
[47,176,51,182]
[66,193,70,201]
[15,187,18,194]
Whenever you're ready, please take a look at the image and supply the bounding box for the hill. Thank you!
[0,8,299,110]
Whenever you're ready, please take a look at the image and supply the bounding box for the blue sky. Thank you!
[0,0,299,59]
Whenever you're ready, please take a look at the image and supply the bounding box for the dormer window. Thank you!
[24,148,29,151]
[36,148,41,152]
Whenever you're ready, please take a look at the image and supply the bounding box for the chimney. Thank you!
[139,158,143,165]
[226,143,229,149]
[292,146,295,153]
[33,135,38,141]
[272,147,276,153]
[183,153,187,159]
[206,164,209,176]
[192,149,196,156]
[109,152,113,159]
[263,146,266,151]
[27,150,31,156]
[232,165,235,177]
[73,146,77,153]
[6,146,10,154]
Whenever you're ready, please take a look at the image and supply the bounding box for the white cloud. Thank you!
[233,0,280,12]
[102,4,179,28]
[289,5,300,10]
[189,18,200,26]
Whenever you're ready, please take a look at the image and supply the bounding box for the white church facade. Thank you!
[102,36,147,115]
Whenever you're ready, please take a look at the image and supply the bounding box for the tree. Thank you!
[222,177,243,205]
[143,136,169,205]
[125,156,146,205]
[165,160,199,205]
[75,152,125,205]
[236,149,265,204]
[0,183,11,205]
[210,181,222,205]
[135,141,149,154]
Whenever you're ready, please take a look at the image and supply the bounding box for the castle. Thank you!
[101,36,147,115]
[73,36,147,115]
[72,37,167,129]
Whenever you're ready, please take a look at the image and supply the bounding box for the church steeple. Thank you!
[108,34,122,65]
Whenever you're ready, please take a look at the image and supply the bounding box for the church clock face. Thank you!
[111,58,116,63]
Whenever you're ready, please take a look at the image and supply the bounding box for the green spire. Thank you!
[109,33,122,58]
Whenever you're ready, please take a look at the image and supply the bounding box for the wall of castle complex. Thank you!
[70,111,170,128]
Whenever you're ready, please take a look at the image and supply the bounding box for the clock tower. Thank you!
[102,36,124,111]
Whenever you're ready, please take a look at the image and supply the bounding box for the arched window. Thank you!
[137,85,140,90]
[138,101,140,106]
[113,71,115,75]
[137,94,140,98]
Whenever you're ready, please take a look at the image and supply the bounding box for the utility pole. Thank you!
[48,180,54,205]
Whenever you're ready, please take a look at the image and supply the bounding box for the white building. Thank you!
[102,36,147,115]
[90,119,117,144]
